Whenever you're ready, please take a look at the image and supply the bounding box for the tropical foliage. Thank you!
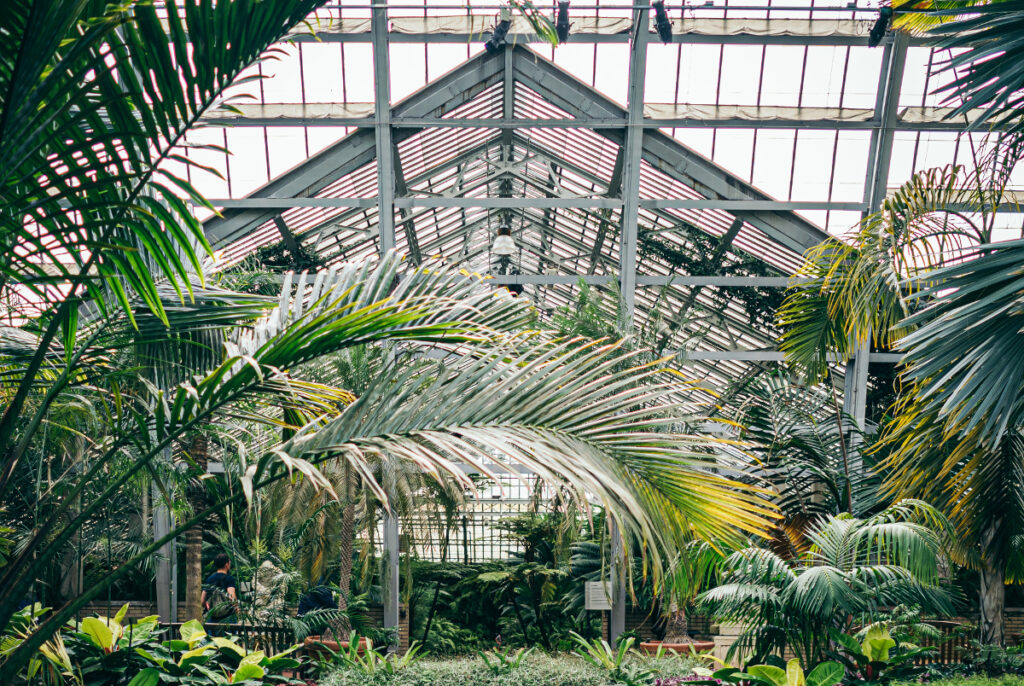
[8,0,1024,682]
[698,502,955,667]
[0,2,783,682]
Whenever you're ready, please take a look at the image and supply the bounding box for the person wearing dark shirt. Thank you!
[298,585,335,616]
[202,553,238,623]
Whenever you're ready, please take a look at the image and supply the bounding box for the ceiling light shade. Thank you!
[652,1,673,43]
[556,1,571,43]
[492,234,516,256]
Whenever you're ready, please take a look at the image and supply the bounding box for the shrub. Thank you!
[323,652,705,686]
[895,678,1024,686]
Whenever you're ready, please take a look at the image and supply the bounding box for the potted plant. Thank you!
[640,542,719,655]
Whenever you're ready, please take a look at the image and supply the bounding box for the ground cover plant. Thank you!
[321,650,705,686]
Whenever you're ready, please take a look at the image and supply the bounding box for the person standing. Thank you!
[201,553,238,624]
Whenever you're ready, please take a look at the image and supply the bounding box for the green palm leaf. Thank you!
[927,0,1024,140]
[778,166,989,379]
[897,239,1024,442]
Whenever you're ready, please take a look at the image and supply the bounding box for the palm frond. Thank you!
[897,239,1024,442]
[248,335,778,583]
[779,165,989,379]
[927,0,1024,140]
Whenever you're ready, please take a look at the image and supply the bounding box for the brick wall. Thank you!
[599,607,714,643]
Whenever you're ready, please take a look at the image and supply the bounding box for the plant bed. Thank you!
[322,651,704,686]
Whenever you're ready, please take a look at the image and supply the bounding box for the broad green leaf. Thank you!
[862,625,895,662]
[747,664,788,686]
[126,668,161,686]
[213,636,246,656]
[832,632,862,657]
[806,661,844,686]
[133,648,165,667]
[238,650,265,668]
[177,644,211,667]
[231,662,265,682]
[786,658,806,686]
[179,619,206,646]
[113,603,129,626]
[80,617,115,650]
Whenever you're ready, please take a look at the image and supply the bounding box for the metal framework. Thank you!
[191,0,1014,640]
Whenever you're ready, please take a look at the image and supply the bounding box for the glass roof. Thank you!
[187,0,1022,403]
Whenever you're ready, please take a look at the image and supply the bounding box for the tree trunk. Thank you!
[184,434,208,622]
[980,562,1006,646]
[663,601,690,644]
[979,520,1006,647]
[337,462,354,633]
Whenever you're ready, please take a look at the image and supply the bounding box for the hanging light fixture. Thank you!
[492,223,516,261]
[652,1,673,43]
[485,7,513,53]
[490,222,523,294]
[556,1,571,43]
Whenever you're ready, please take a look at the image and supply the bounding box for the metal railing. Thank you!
[160,622,298,655]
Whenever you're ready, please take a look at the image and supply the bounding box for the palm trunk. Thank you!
[980,564,1005,646]
[337,462,354,633]
[184,434,208,621]
[663,601,689,643]
[979,521,1006,647]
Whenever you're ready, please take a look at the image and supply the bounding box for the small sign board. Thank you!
[584,580,613,611]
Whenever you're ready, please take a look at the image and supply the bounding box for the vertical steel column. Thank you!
[609,519,627,642]
[864,32,909,216]
[372,2,396,254]
[618,4,649,327]
[843,31,908,504]
[845,31,908,426]
[610,4,650,643]
[502,48,514,155]
[374,4,399,647]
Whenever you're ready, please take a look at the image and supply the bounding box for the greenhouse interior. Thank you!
[4,0,1024,684]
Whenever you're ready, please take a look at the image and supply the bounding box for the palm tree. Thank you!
[776,162,1019,644]
[698,501,955,667]
[0,6,784,683]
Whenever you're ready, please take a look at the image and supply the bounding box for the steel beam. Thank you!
[509,46,830,255]
[864,33,910,216]
[589,147,625,274]
[272,216,302,255]
[204,49,506,246]
[208,109,988,132]
[618,6,649,327]
[608,4,650,643]
[153,448,178,623]
[393,146,423,264]
[382,491,401,652]
[842,32,908,449]
[488,274,800,287]
[609,519,626,643]
[288,17,933,47]
[372,4,396,253]
[209,196,865,211]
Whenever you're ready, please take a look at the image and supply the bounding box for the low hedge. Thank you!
[323,653,702,686]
